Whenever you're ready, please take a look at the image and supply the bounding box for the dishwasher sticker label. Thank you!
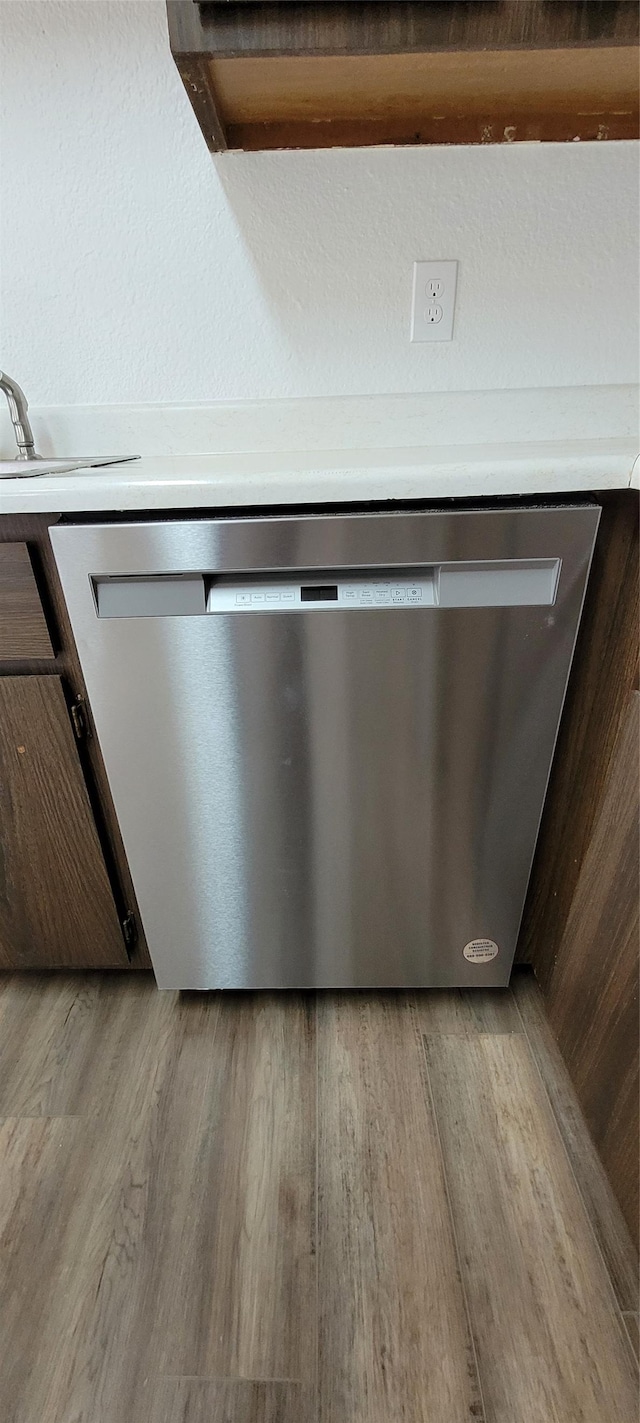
[463,938,499,964]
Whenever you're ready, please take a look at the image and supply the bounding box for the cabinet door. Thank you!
[0,675,129,968]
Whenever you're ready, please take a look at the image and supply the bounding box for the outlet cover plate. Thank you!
[411,261,458,342]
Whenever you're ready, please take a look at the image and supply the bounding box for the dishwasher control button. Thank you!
[264,591,281,602]
[251,592,264,602]
[391,589,406,603]
[407,587,423,602]
[281,590,295,602]
[235,593,252,605]
[374,588,390,603]
[343,589,357,601]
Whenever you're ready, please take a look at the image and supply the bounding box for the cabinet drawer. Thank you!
[0,543,53,659]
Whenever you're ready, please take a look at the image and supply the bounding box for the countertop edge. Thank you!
[0,441,637,516]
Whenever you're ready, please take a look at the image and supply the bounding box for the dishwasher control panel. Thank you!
[207,574,437,613]
[93,560,560,619]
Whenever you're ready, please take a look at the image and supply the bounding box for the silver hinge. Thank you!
[121,910,137,958]
[70,695,88,742]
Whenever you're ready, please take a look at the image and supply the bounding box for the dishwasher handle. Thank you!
[94,574,206,619]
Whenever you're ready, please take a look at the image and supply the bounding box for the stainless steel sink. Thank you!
[0,371,138,478]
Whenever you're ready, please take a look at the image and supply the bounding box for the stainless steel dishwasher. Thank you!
[51,505,599,990]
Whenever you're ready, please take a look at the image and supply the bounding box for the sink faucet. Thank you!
[0,369,139,479]
[0,371,37,461]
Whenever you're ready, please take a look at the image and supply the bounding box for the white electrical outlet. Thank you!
[411,261,458,342]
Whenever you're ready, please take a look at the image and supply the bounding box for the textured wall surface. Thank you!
[1,0,638,406]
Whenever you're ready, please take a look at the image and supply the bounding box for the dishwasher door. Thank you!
[51,506,599,989]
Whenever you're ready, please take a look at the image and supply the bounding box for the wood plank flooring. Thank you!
[318,993,482,1422]
[0,970,637,1423]
[425,1035,637,1423]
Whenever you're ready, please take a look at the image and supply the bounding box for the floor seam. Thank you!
[416,1012,489,1423]
[157,1375,308,1384]
[0,1112,85,1122]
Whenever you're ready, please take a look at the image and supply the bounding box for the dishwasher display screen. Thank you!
[301,585,338,602]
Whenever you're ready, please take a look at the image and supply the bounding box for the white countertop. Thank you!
[0,389,637,515]
[0,440,637,516]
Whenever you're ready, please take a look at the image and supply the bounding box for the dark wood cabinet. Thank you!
[542,693,639,1248]
[167,0,639,152]
[0,515,151,972]
[0,676,129,970]
[519,491,639,1248]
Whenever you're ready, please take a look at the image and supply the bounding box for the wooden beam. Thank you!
[167,5,228,149]
[167,1,639,150]
[211,44,639,125]
[189,1,640,60]
[225,110,639,150]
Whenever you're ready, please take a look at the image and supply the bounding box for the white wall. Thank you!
[1,0,638,409]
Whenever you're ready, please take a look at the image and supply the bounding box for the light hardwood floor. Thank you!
[0,970,636,1423]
